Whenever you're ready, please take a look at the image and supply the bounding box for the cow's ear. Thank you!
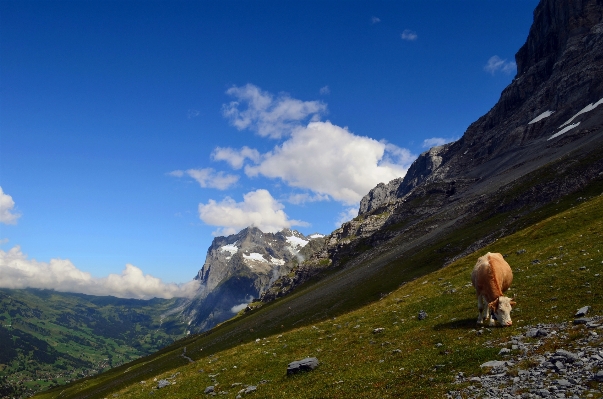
[488,298,499,311]
[510,300,517,306]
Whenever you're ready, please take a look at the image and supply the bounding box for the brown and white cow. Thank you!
[471,252,515,327]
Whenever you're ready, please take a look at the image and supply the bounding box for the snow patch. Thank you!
[528,110,554,124]
[559,98,603,128]
[548,122,580,141]
[270,257,285,266]
[243,253,268,263]
[220,244,238,255]
[286,236,309,248]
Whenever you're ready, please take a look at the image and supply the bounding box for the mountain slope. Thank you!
[35,176,603,399]
[277,0,603,295]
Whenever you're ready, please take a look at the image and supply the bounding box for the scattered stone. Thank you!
[204,386,215,394]
[480,360,507,368]
[452,315,603,399]
[516,249,526,254]
[417,310,428,320]
[156,380,170,389]
[243,386,257,394]
[498,348,511,355]
[526,328,548,338]
[373,327,385,334]
[287,357,319,375]
[574,317,592,325]
[531,259,541,264]
[575,306,591,317]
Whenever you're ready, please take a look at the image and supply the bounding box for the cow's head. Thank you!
[488,296,516,326]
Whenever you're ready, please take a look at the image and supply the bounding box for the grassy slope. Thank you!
[35,189,603,398]
[0,290,187,396]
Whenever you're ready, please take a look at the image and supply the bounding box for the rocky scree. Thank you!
[447,314,603,399]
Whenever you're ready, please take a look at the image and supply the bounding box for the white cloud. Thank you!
[222,84,327,139]
[421,137,456,148]
[244,121,415,205]
[198,189,308,236]
[371,16,381,24]
[212,146,261,169]
[231,303,248,313]
[484,55,516,75]
[0,246,200,299]
[0,187,20,225]
[0,238,8,245]
[287,193,330,205]
[401,29,417,41]
[336,207,358,227]
[187,109,200,119]
[169,168,239,190]
[319,85,330,95]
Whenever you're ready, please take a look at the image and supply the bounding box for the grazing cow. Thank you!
[471,252,515,327]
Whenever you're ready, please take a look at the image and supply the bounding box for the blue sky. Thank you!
[0,0,538,298]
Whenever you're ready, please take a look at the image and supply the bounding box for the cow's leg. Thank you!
[488,312,497,327]
[477,296,486,324]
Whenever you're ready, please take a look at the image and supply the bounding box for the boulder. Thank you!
[287,357,319,375]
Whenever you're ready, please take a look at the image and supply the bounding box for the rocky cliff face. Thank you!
[259,0,603,302]
[182,227,322,332]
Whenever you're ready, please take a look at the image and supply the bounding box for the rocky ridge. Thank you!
[257,0,603,304]
[182,228,323,332]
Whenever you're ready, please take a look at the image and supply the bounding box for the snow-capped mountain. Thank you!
[182,227,324,332]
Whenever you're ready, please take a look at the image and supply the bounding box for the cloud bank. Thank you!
[484,55,516,75]
[240,121,414,204]
[0,187,21,225]
[222,84,327,139]
[0,246,199,299]
[198,189,307,236]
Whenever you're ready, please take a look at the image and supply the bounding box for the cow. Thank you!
[471,252,515,327]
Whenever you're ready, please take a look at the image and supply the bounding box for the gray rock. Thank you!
[573,317,592,325]
[499,348,511,355]
[359,177,403,215]
[372,327,385,334]
[555,349,579,362]
[480,360,507,368]
[575,306,590,317]
[156,379,170,389]
[287,357,319,375]
[417,310,427,320]
[244,386,257,394]
[204,386,215,394]
[526,328,548,338]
